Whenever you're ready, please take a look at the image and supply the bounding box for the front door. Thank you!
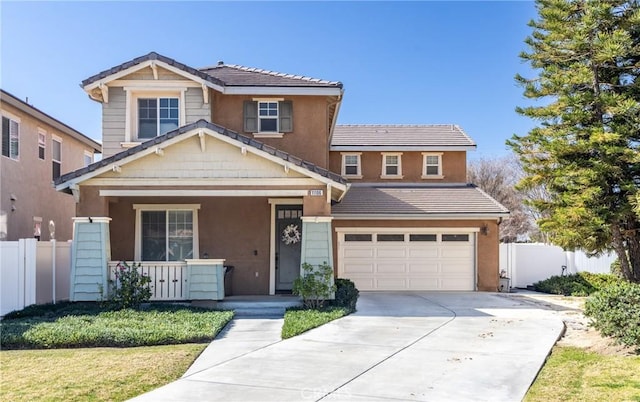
[275,205,303,292]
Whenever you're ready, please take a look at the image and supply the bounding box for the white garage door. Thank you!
[337,231,476,291]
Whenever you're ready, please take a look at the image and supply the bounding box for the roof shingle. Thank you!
[331,124,476,148]
[200,64,343,88]
[331,185,509,216]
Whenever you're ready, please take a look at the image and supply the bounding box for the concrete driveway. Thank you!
[132,292,564,402]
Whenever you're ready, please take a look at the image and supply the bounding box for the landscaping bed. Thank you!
[1,302,234,349]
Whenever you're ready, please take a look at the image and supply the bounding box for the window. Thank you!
[442,234,470,242]
[341,153,362,177]
[134,204,199,261]
[344,234,372,242]
[377,234,404,242]
[410,234,437,242]
[381,153,402,178]
[422,152,443,178]
[1,116,19,160]
[38,132,46,160]
[243,100,293,137]
[84,151,93,167]
[138,97,179,139]
[52,137,61,180]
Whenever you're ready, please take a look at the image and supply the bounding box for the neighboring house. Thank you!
[1,89,101,241]
[55,52,507,300]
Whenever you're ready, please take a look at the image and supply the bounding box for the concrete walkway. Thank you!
[131,292,564,402]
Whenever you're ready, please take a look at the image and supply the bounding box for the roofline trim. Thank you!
[330,145,477,151]
[0,89,101,152]
[56,125,348,196]
[221,86,343,96]
[331,213,510,220]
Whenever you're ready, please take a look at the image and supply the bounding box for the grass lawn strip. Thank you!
[282,307,348,339]
[1,304,233,349]
[0,344,206,401]
[525,346,640,402]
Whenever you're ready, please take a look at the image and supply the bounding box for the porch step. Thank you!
[216,296,302,317]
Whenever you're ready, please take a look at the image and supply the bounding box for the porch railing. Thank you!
[108,261,188,301]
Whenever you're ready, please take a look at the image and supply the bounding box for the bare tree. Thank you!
[467,155,534,242]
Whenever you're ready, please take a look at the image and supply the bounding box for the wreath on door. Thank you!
[281,224,301,245]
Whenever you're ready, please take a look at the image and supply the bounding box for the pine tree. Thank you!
[508,0,640,282]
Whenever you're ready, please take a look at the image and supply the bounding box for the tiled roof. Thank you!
[82,52,342,89]
[82,52,225,88]
[331,125,476,148]
[55,119,347,188]
[200,63,343,88]
[331,185,509,216]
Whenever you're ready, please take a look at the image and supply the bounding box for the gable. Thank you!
[94,134,307,182]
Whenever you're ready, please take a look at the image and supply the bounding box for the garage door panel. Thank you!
[441,246,473,258]
[408,278,440,290]
[339,230,475,291]
[376,248,406,258]
[377,263,407,273]
[344,248,375,258]
[375,278,407,290]
[408,263,440,273]
[408,248,439,258]
[343,263,374,274]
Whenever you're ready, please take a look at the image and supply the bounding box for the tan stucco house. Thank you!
[1,89,101,241]
[55,52,507,301]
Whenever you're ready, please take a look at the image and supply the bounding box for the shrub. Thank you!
[330,278,359,313]
[533,272,621,296]
[584,281,640,349]
[107,261,152,309]
[293,262,336,309]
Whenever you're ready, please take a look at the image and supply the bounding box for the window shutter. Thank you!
[243,101,258,132]
[1,117,9,158]
[279,101,293,133]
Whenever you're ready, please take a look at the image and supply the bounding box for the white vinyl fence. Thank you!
[499,243,617,289]
[0,239,71,316]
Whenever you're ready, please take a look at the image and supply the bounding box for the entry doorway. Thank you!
[275,205,303,292]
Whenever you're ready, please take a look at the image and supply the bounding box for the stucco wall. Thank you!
[211,94,330,168]
[331,219,500,291]
[328,151,467,183]
[1,102,95,241]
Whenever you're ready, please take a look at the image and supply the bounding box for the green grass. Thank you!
[1,302,233,349]
[281,307,348,339]
[525,346,640,402]
[1,344,207,401]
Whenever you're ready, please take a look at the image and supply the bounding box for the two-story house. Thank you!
[55,52,507,300]
[1,89,101,241]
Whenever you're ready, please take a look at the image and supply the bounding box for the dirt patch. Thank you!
[501,291,637,356]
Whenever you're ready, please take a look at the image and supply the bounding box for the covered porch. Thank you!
[57,122,347,302]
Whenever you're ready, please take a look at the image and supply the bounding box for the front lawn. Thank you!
[281,307,348,339]
[525,346,640,402]
[1,344,206,401]
[1,302,233,349]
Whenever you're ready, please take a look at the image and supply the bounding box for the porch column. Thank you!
[300,216,334,298]
[69,217,111,301]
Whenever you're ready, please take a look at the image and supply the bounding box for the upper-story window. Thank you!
[38,131,46,160]
[52,136,62,180]
[84,151,93,167]
[138,97,179,139]
[341,153,362,178]
[1,115,20,160]
[244,99,293,138]
[381,152,403,179]
[422,152,444,179]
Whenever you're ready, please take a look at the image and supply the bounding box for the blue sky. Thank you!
[1,1,538,159]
